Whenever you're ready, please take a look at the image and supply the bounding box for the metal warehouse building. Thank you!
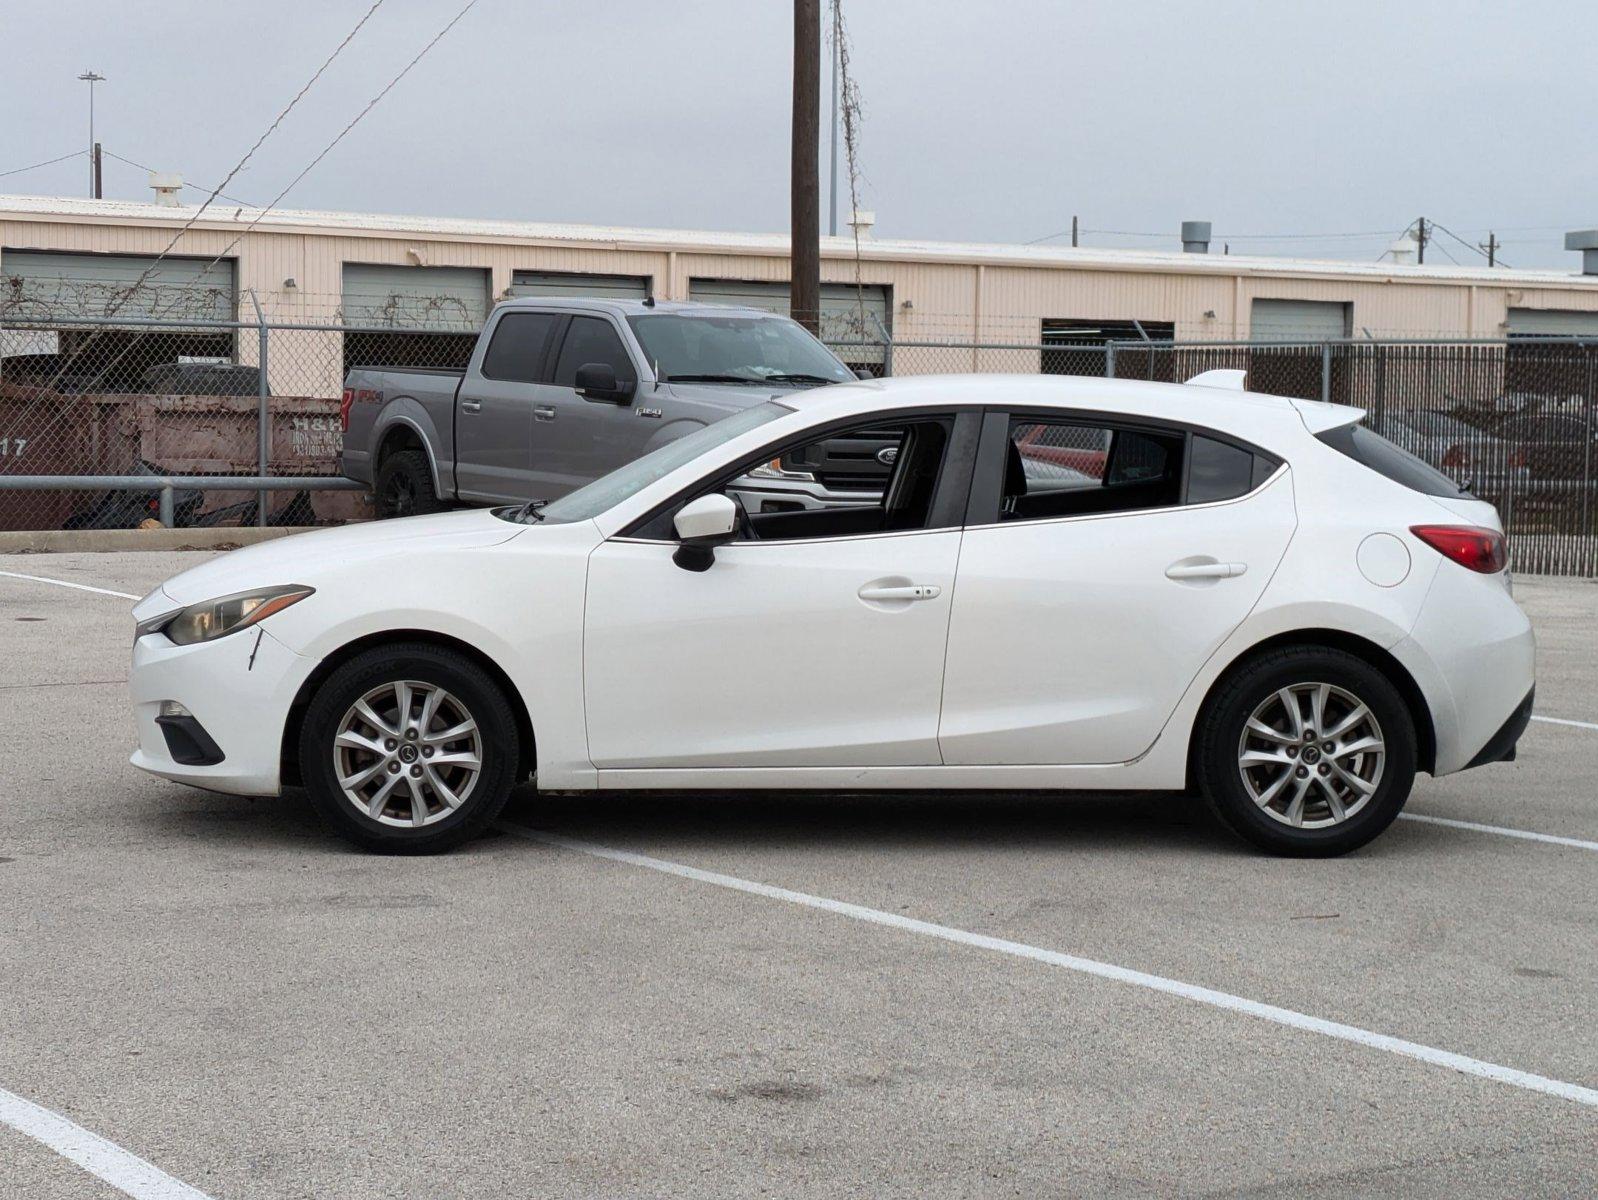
[6,192,1598,398]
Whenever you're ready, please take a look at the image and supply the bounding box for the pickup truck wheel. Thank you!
[374,449,443,519]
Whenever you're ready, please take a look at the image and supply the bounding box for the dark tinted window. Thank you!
[1188,435,1257,503]
[1318,423,1466,497]
[481,312,559,382]
[554,317,635,387]
[1000,419,1184,521]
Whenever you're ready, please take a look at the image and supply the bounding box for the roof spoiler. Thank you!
[1289,397,1366,433]
[1185,368,1246,391]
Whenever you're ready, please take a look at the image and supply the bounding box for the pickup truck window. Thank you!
[506,401,792,525]
[481,312,560,382]
[626,313,853,386]
[553,317,636,387]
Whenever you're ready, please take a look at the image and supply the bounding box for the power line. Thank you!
[193,0,480,277]
[1429,219,1512,269]
[0,149,86,181]
[99,149,257,207]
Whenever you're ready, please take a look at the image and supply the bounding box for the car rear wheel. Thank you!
[299,643,520,853]
[374,449,443,520]
[1194,646,1416,856]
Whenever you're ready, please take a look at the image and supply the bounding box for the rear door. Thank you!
[454,310,560,502]
[938,411,1296,765]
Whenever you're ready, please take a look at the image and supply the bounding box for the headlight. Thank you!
[156,585,315,646]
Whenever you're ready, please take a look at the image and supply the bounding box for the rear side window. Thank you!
[1318,423,1466,497]
[1188,435,1258,504]
[481,312,559,382]
[554,317,636,387]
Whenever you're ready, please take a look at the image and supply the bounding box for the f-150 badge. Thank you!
[637,407,663,419]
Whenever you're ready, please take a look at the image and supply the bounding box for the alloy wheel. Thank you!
[332,680,482,827]
[1236,682,1386,829]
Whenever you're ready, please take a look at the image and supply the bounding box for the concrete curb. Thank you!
[0,527,322,554]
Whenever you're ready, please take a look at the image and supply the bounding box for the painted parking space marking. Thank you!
[1531,714,1598,732]
[499,823,1598,1111]
[0,570,140,601]
[1399,812,1598,852]
[0,1086,217,1200]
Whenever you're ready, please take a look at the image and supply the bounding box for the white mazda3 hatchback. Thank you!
[129,373,1534,856]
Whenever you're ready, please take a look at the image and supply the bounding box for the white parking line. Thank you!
[0,570,140,601]
[1399,812,1598,852]
[0,1086,216,1199]
[499,823,1598,1111]
[1531,714,1598,732]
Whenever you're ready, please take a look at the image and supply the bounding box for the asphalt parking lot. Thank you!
[2,550,1595,1199]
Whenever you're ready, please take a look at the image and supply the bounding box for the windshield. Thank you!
[505,401,792,525]
[627,312,854,386]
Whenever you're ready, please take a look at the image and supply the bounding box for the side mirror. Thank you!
[853,367,875,380]
[672,493,738,572]
[576,362,636,405]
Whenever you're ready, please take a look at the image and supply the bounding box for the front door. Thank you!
[938,413,1297,765]
[582,412,976,770]
[531,314,650,499]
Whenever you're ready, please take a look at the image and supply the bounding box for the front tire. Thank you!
[299,643,520,853]
[1194,646,1416,857]
[374,449,443,520]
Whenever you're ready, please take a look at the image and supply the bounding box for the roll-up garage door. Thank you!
[688,278,890,364]
[509,270,649,300]
[1249,298,1351,343]
[1506,308,1598,337]
[0,250,235,322]
[341,264,489,330]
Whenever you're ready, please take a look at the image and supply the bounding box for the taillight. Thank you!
[1410,524,1508,574]
[339,386,355,432]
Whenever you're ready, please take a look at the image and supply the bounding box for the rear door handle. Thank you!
[858,583,942,602]
[533,406,557,421]
[460,399,482,414]
[1165,561,1247,580]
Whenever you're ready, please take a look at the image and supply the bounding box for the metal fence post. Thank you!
[1105,342,1117,379]
[158,484,174,528]
[248,292,270,527]
[1320,342,1331,404]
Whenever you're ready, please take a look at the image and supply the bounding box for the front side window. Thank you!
[627,312,854,386]
[553,317,636,388]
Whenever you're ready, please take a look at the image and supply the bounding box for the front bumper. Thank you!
[129,622,312,796]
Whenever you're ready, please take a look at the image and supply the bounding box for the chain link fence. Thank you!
[3,311,1595,575]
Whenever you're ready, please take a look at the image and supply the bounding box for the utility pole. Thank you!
[827,12,839,238]
[92,142,103,200]
[1416,216,1428,266]
[1482,231,1498,267]
[78,70,105,198]
[1070,215,1078,248]
[791,0,821,334]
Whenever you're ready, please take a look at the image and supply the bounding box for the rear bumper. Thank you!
[341,448,372,485]
[1463,686,1534,770]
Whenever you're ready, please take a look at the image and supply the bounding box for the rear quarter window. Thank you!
[1317,423,1467,498]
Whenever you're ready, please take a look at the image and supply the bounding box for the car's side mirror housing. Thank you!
[576,362,636,405]
[672,493,738,572]
[853,367,874,380]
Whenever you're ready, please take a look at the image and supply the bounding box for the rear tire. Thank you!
[1194,646,1416,857]
[299,643,520,853]
[374,449,443,520]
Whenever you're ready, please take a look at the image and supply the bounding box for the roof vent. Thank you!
[148,171,183,206]
[1384,228,1421,266]
[1181,220,1211,254]
[1564,230,1598,275]
[848,209,875,239]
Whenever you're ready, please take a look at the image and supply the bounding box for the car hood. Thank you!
[660,380,816,414]
[155,508,525,606]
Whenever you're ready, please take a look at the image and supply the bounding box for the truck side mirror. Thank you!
[671,493,738,572]
[575,362,636,405]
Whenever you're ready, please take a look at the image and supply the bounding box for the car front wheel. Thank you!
[299,643,520,853]
[1194,646,1417,856]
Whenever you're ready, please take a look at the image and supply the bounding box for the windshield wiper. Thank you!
[764,373,844,386]
[665,373,765,385]
[512,498,547,522]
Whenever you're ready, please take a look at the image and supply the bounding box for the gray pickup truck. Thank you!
[341,297,886,518]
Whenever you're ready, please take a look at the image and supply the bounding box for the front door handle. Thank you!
[533,406,557,421]
[1165,560,1247,580]
[460,399,482,414]
[858,583,941,602]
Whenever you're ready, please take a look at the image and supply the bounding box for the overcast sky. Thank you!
[4,0,1594,268]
